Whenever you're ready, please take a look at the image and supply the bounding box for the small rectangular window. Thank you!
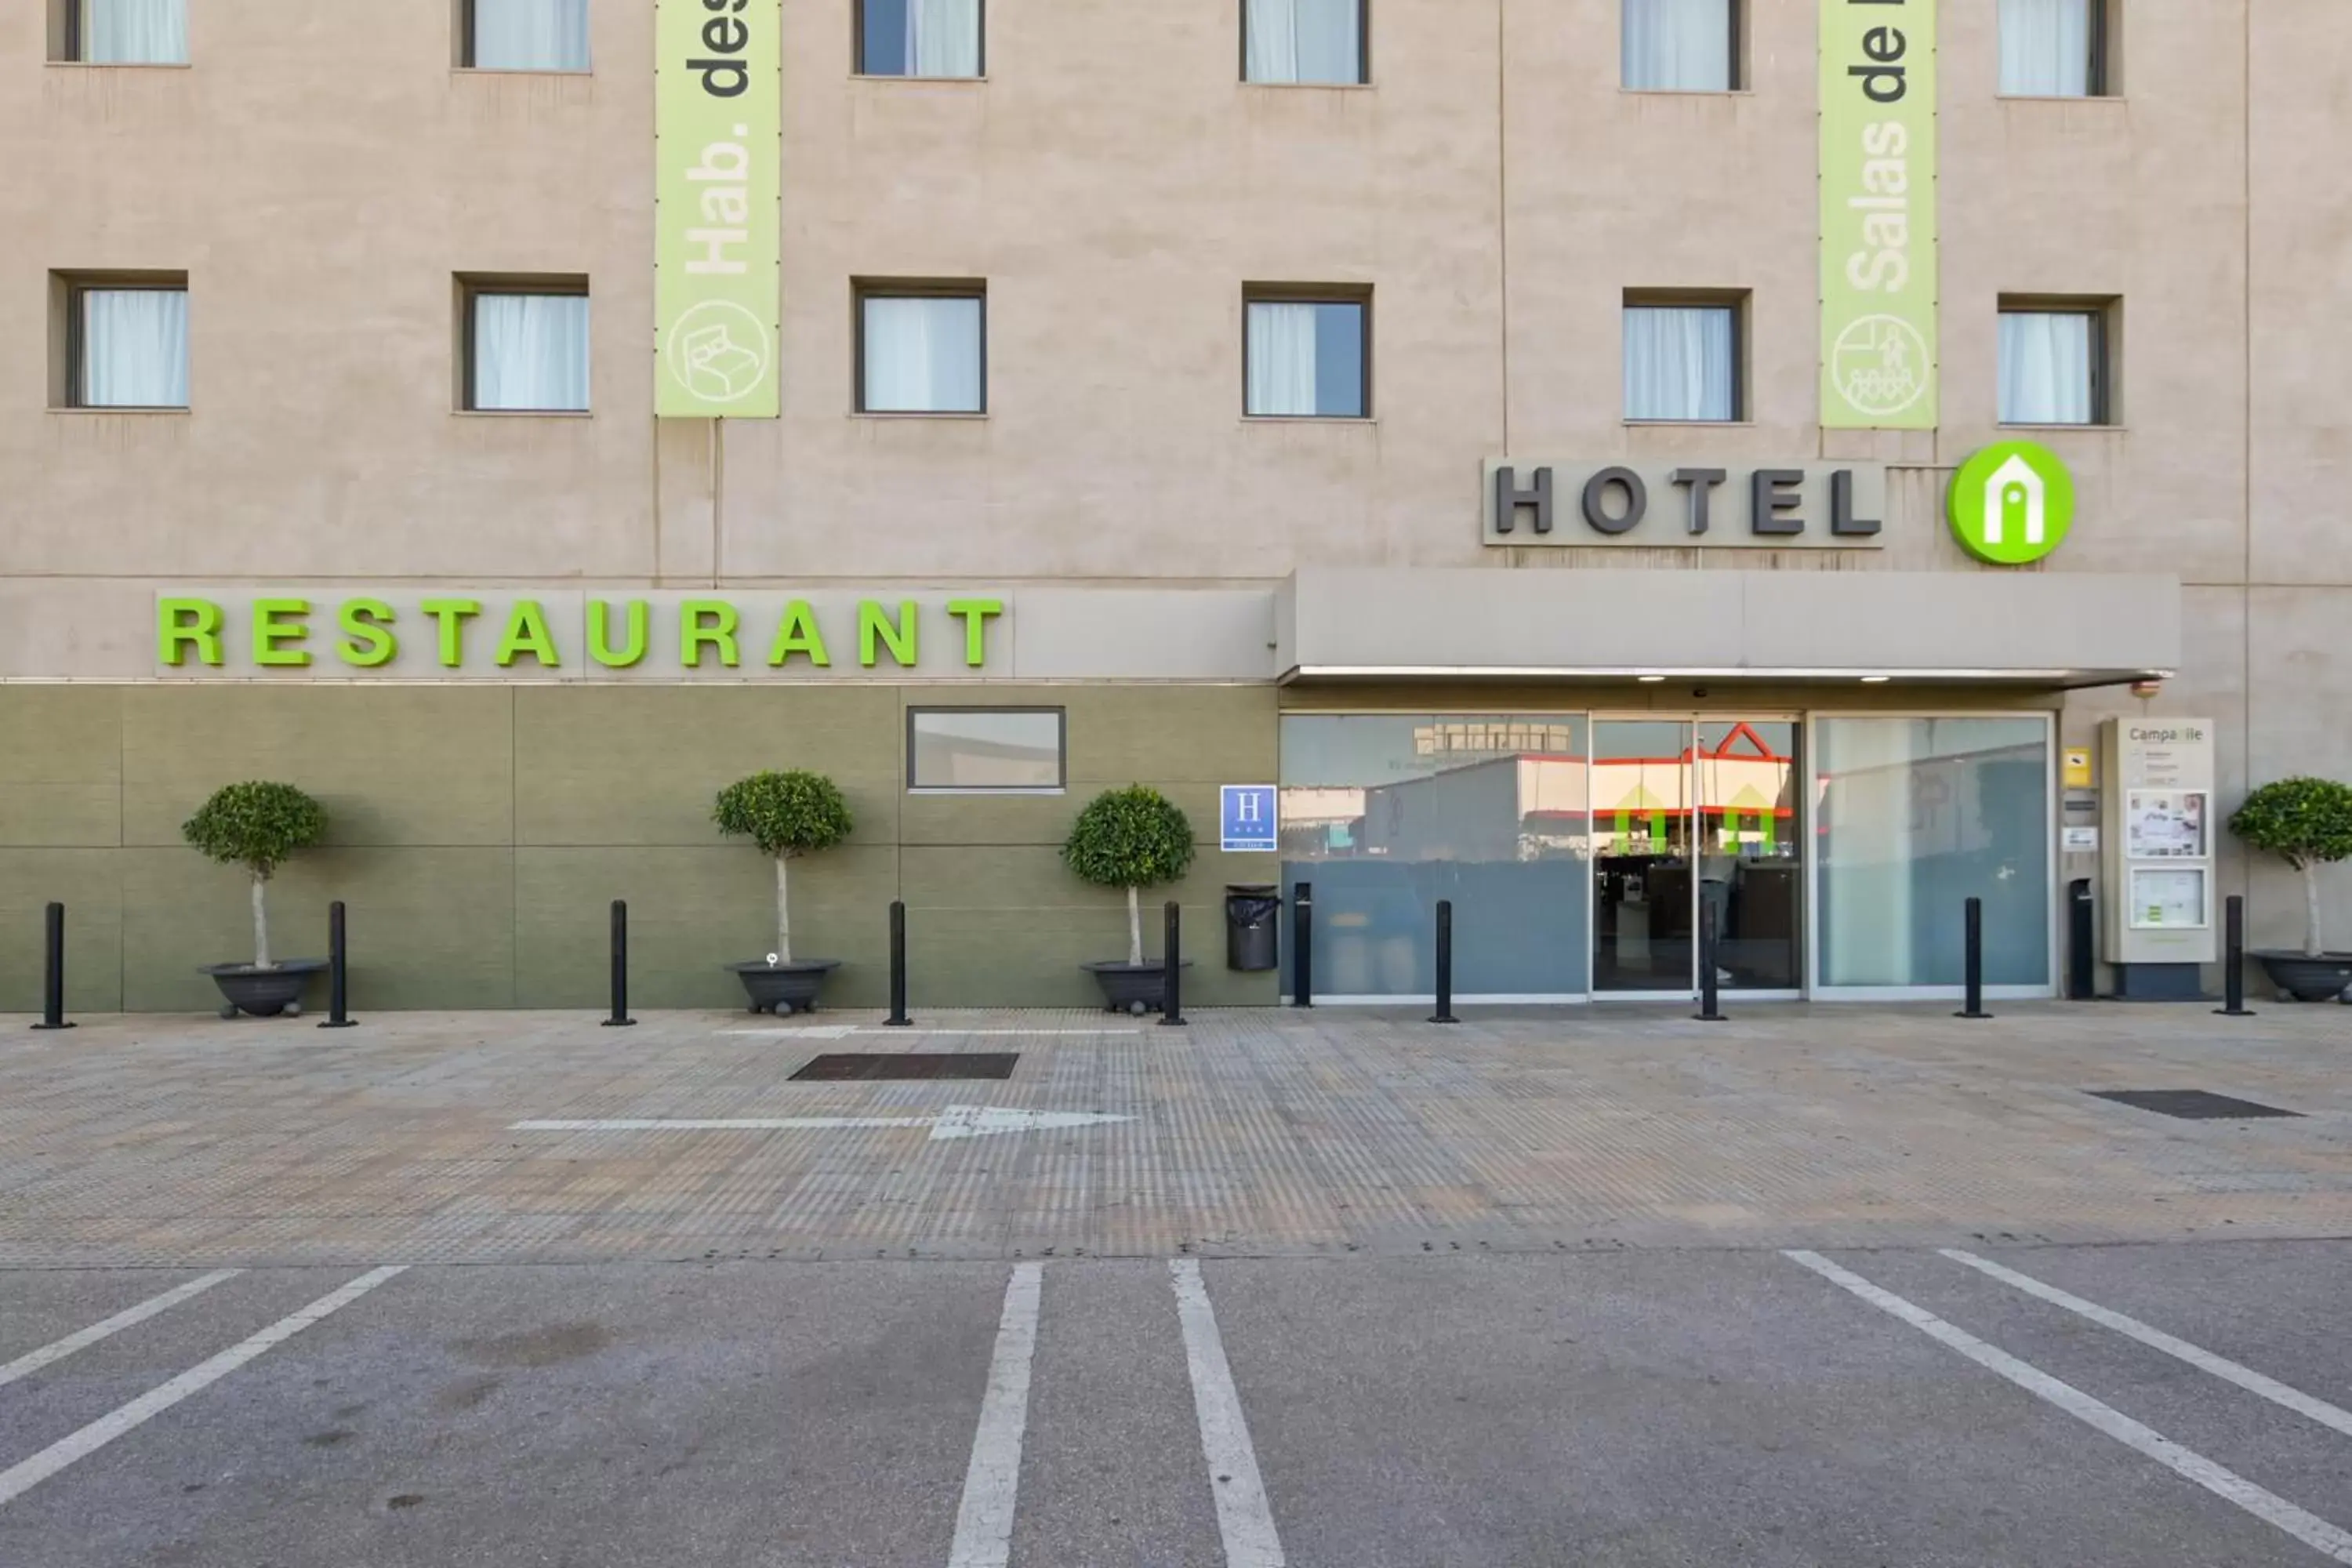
[858,0,982,77]
[1623,298,1740,422]
[463,281,591,412]
[1245,293,1368,418]
[64,281,190,408]
[1998,304,2111,426]
[1999,0,2108,97]
[909,709,1065,792]
[62,0,187,64]
[1243,0,1366,85]
[1621,0,1737,92]
[858,287,985,412]
[464,0,591,71]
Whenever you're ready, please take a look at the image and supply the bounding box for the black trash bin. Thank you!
[1225,884,1282,972]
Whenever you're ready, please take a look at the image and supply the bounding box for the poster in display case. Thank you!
[2129,866,2209,931]
[2125,790,2207,860]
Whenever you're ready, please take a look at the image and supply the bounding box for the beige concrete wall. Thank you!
[5,2,2351,960]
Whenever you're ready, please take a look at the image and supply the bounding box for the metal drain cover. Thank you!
[790,1053,1018,1082]
[2089,1090,2300,1120]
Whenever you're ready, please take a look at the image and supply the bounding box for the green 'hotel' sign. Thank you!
[655,0,781,418]
[1820,0,1938,430]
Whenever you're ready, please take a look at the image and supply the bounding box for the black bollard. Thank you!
[2216,894,2255,1017]
[602,899,637,1028]
[1694,900,1726,1022]
[31,902,73,1031]
[318,901,358,1029]
[885,900,912,1027]
[1956,895,1991,1019]
[1293,882,1314,1008]
[1160,901,1186,1026]
[1429,900,1458,1025]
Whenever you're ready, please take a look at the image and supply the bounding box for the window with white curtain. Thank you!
[1243,0,1366,85]
[467,0,591,71]
[860,292,985,412]
[1998,307,2106,425]
[858,0,982,78]
[1621,0,1735,92]
[1246,296,1367,417]
[1998,0,2104,96]
[74,0,187,64]
[1623,302,1738,422]
[467,290,591,412]
[74,286,190,408]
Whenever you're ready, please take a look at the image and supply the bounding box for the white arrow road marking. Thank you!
[509,1107,1131,1142]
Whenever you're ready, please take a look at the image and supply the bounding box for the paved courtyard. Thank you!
[2,1003,2348,1565]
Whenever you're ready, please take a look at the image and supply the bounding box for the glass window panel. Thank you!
[1999,310,2098,424]
[1623,305,1737,421]
[863,296,984,412]
[909,710,1063,789]
[1696,720,1802,990]
[1247,300,1363,417]
[1280,713,1590,998]
[1622,0,1733,91]
[471,292,591,412]
[79,289,189,408]
[80,0,187,64]
[1244,0,1364,85]
[1815,717,2052,989]
[862,0,980,77]
[470,0,590,70]
[1999,0,2094,96]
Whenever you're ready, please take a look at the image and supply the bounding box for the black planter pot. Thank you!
[727,959,840,1015]
[1081,960,1191,1016]
[201,960,327,1019]
[2252,951,2352,1003]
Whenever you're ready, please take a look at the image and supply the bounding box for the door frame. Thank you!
[1588,713,1806,1003]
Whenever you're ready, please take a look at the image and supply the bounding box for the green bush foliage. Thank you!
[2228,778,2352,869]
[180,782,328,879]
[1062,786,1196,892]
[713,771,854,858]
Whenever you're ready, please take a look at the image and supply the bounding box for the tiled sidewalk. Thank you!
[0,1004,2346,1267]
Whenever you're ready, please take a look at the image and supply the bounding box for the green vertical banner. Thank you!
[1820,0,1936,429]
[655,0,781,419]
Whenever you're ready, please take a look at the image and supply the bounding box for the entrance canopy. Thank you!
[1275,568,2180,689]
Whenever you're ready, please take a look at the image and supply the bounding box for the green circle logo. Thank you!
[1948,441,2075,565]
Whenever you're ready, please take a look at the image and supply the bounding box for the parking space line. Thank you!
[1942,1249,2352,1442]
[1170,1260,1287,1568]
[0,1271,242,1392]
[0,1265,406,1510]
[946,1261,1044,1568]
[1786,1251,2352,1566]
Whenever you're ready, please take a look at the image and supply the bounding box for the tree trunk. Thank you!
[775,855,793,966]
[1126,884,1142,968]
[2304,860,2325,959]
[250,872,274,971]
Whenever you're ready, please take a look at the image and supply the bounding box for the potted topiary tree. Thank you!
[182,781,330,1018]
[714,769,854,1014]
[2228,776,2352,1001]
[1064,785,1196,1014]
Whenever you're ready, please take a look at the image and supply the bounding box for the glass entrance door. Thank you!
[1591,718,1802,996]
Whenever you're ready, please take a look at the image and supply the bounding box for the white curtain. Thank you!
[906,0,981,77]
[474,293,591,411]
[1623,306,1736,421]
[1247,303,1321,416]
[81,289,188,408]
[1245,0,1362,85]
[82,0,187,64]
[1998,311,2095,424]
[1621,0,1733,91]
[471,0,591,71]
[864,296,983,412]
[1998,0,2092,96]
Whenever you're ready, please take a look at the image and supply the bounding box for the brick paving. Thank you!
[0,1003,2347,1268]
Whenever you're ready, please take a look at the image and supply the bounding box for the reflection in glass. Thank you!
[909,710,1063,789]
[1694,720,1802,989]
[1816,717,2051,988]
[1590,721,1694,992]
[1279,715,1588,998]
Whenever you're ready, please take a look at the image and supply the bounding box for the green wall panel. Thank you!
[0,849,124,1012]
[0,688,124,848]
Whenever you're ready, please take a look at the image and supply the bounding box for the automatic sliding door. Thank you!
[1591,720,1693,993]
[1694,720,1802,990]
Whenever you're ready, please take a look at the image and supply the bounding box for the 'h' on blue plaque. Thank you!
[1221,785,1277,852]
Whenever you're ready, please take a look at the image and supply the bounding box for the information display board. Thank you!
[2100,720,2218,966]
